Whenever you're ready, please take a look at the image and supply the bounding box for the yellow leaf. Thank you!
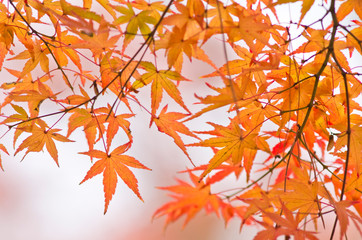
[189,119,258,179]
[133,61,190,115]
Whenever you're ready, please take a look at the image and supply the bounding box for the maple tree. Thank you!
[0,0,361,239]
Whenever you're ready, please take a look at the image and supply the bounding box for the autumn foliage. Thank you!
[0,0,361,239]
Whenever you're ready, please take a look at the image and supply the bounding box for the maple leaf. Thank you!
[187,82,255,121]
[153,171,221,227]
[1,69,54,117]
[98,54,136,90]
[67,104,133,152]
[334,201,362,240]
[66,18,121,60]
[80,142,150,214]
[334,124,362,169]
[267,59,316,127]
[0,144,9,171]
[94,0,117,20]
[60,0,101,22]
[0,18,15,69]
[324,191,362,240]
[236,102,278,135]
[8,38,50,78]
[113,3,157,46]
[152,105,198,162]
[205,0,235,28]
[162,1,204,39]
[67,108,104,152]
[56,9,97,38]
[188,119,261,180]
[346,20,362,56]
[14,121,73,166]
[52,29,84,74]
[255,203,319,240]
[0,42,7,70]
[276,166,327,220]
[293,28,351,71]
[60,85,90,106]
[219,202,252,227]
[27,0,63,23]
[336,0,362,22]
[1,104,32,147]
[155,25,199,69]
[226,8,272,53]
[329,169,362,221]
[201,45,270,78]
[9,86,57,113]
[237,185,281,228]
[132,61,191,116]
[132,0,166,20]
[0,11,15,50]
[181,163,243,185]
[97,105,134,147]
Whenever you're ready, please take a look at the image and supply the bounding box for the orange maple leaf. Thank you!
[132,61,191,116]
[67,106,134,151]
[180,163,243,185]
[9,38,50,78]
[336,0,362,22]
[188,119,259,180]
[60,85,90,106]
[155,25,199,69]
[227,8,271,54]
[0,4,15,63]
[1,104,34,147]
[324,191,362,240]
[132,0,166,20]
[152,105,199,162]
[66,17,120,60]
[80,142,150,214]
[0,144,9,171]
[188,82,254,121]
[97,107,134,147]
[345,18,362,56]
[162,1,204,39]
[255,203,319,240]
[334,200,362,240]
[53,29,83,75]
[334,124,362,169]
[14,121,73,166]
[153,171,221,227]
[1,69,54,117]
[67,108,100,151]
[276,166,327,220]
[0,42,7,70]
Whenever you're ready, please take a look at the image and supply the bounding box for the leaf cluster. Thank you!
[0,0,361,239]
